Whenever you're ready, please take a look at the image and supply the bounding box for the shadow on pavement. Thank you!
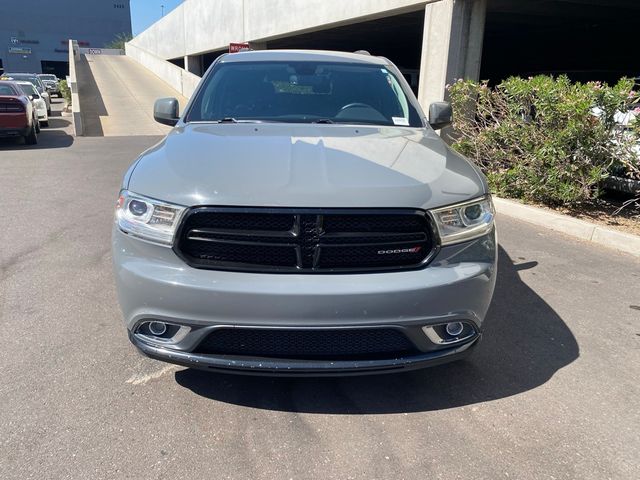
[175,247,579,413]
[0,99,74,150]
[77,55,106,137]
[47,117,72,128]
[0,129,74,150]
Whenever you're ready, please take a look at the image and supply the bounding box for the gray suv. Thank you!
[113,50,497,375]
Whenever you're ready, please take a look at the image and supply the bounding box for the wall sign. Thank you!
[9,46,32,54]
[229,42,251,53]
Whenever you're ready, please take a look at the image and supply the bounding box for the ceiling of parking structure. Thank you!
[482,0,640,84]
[267,11,425,72]
[489,0,640,19]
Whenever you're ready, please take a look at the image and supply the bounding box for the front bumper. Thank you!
[36,103,47,120]
[113,227,497,375]
[130,330,480,376]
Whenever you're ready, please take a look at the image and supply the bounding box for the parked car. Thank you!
[1,73,51,115]
[0,80,38,144]
[16,81,48,127]
[38,74,61,98]
[113,50,497,375]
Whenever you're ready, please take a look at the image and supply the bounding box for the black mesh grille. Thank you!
[175,208,434,273]
[321,233,426,245]
[194,328,419,360]
[182,240,298,267]
[323,214,425,233]
[319,245,425,269]
[185,212,295,231]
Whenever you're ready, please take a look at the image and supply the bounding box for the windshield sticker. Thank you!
[392,117,410,126]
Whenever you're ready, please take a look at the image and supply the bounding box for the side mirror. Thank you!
[154,97,180,126]
[30,93,40,100]
[429,102,453,130]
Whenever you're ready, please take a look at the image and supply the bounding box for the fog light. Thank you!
[148,321,167,336]
[445,322,464,337]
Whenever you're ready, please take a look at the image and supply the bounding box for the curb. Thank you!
[68,39,83,136]
[493,197,640,258]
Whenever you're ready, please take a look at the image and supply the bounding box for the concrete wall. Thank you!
[125,43,200,99]
[68,40,82,136]
[128,0,434,59]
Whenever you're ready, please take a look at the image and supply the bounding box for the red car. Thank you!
[0,80,38,145]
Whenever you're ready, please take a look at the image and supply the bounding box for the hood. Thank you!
[127,123,486,210]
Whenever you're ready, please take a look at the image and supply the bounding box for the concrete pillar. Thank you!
[184,55,202,76]
[418,0,487,109]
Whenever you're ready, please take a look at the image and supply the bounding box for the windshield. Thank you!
[0,84,19,96]
[18,83,37,96]
[5,74,42,90]
[187,61,423,127]
[40,75,57,81]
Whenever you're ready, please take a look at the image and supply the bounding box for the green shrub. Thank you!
[59,79,71,106]
[105,33,132,50]
[448,76,638,206]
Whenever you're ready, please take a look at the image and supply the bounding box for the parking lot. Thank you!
[0,99,639,479]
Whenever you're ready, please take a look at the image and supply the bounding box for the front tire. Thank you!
[24,124,38,145]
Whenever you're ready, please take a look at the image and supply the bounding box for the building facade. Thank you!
[0,0,131,77]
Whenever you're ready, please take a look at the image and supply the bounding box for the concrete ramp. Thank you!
[77,54,189,136]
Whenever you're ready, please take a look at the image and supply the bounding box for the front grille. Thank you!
[194,328,420,360]
[175,208,434,273]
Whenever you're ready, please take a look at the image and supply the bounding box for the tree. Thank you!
[105,33,133,50]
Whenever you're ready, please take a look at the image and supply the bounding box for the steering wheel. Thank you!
[338,102,371,112]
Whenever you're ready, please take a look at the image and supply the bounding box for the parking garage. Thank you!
[127,0,640,106]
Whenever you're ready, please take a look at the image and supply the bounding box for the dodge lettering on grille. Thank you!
[377,247,422,255]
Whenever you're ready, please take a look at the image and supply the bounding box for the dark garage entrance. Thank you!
[482,0,640,85]
[41,60,69,79]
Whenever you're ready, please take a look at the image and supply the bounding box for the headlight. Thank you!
[115,190,186,245]
[431,196,495,246]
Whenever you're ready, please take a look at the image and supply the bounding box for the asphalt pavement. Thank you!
[1,100,639,480]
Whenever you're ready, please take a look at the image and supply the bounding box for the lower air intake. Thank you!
[194,328,420,360]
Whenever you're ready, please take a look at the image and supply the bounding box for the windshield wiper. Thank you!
[209,118,270,124]
[312,119,335,124]
[213,117,239,123]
